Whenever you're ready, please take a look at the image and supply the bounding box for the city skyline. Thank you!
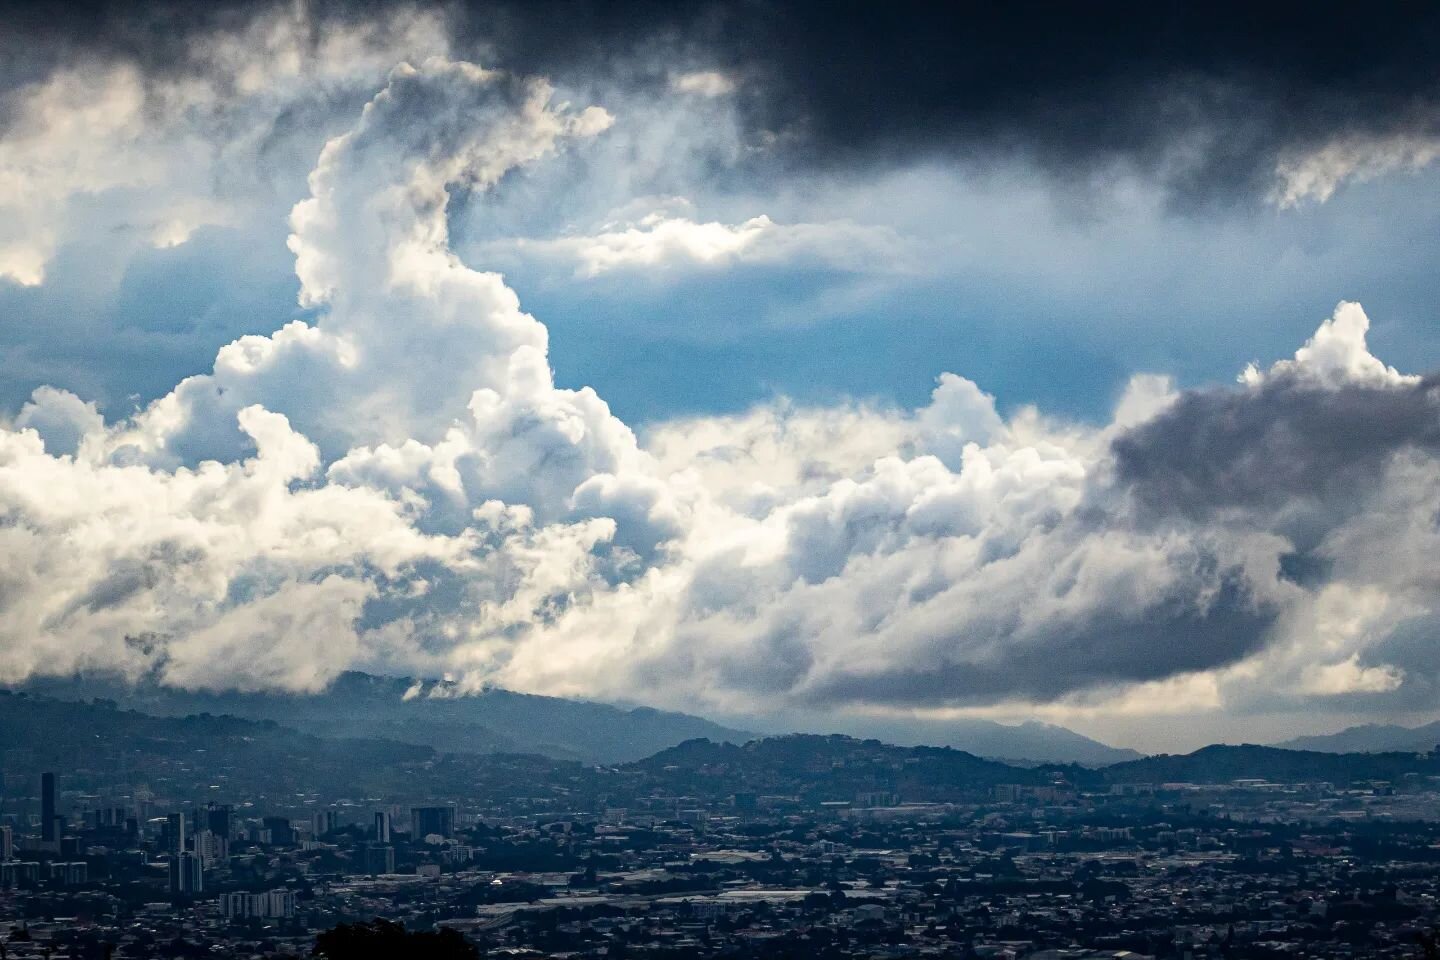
[4,708,1440,959]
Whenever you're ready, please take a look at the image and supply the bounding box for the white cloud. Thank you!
[161,575,376,693]
[1239,301,1415,389]
[509,210,910,277]
[0,4,450,285]
[1273,131,1440,208]
[12,386,105,458]
[0,400,467,690]
[670,70,738,98]
[1299,656,1404,696]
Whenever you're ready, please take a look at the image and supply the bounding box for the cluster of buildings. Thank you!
[0,761,1438,958]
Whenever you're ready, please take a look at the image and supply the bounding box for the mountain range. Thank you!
[821,717,1141,766]
[26,670,1436,769]
[1275,721,1440,754]
[5,692,1439,809]
[14,671,1138,766]
[16,671,752,765]
[1101,742,1440,785]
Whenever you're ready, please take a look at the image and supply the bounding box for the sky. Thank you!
[3,0,1440,752]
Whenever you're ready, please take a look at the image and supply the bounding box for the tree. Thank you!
[312,920,479,960]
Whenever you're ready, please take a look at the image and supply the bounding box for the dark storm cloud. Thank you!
[8,0,1440,203]
[688,1,1440,204]
[1114,374,1440,525]
[806,571,1277,708]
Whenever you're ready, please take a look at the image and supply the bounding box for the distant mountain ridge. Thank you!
[829,717,1141,766]
[634,736,1440,794]
[0,688,444,802]
[1275,721,1440,754]
[1101,742,1440,785]
[6,694,1440,808]
[17,671,756,765]
[633,734,1061,799]
[14,671,1141,766]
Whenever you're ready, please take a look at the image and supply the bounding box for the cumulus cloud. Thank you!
[0,34,1438,733]
[0,3,451,286]
[1118,304,1438,530]
[110,59,621,477]
[0,56,652,694]
[481,303,1440,720]
[1239,301,1417,389]
[0,400,465,690]
[12,386,104,458]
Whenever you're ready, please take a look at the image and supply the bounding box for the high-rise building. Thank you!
[0,861,39,888]
[410,806,455,839]
[40,772,57,843]
[219,888,295,920]
[169,850,203,896]
[194,829,228,868]
[361,843,395,875]
[373,810,391,843]
[313,810,339,837]
[165,812,187,854]
[47,861,86,885]
[263,816,296,846]
[206,803,232,839]
[0,825,11,861]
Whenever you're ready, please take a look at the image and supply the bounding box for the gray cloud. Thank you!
[798,551,1279,708]
[9,1,1440,207]
[1116,376,1440,527]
